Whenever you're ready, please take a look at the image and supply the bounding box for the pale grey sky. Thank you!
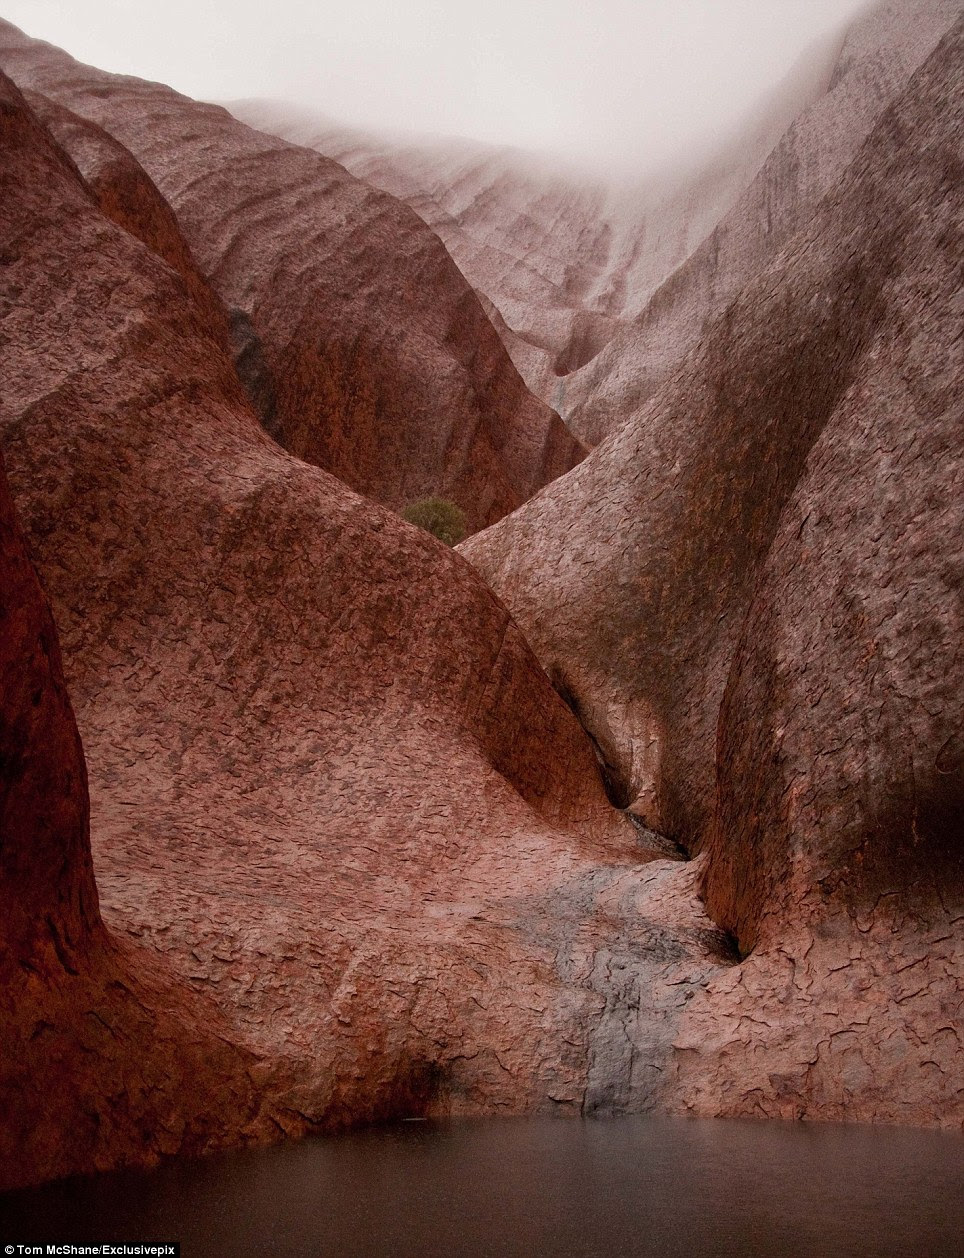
[6,0,871,168]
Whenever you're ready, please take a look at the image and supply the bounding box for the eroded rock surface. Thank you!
[0,86,275,1186]
[0,56,733,1189]
[0,6,960,1196]
[0,22,582,533]
[22,88,231,349]
[235,4,958,448]
[465,20,964,1124]
[563,0,963,442]
[233,36,835,423]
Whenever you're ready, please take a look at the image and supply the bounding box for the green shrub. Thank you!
[402,497,467,546]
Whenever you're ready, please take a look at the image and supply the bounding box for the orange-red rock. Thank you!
[22,88,232,350]
[465,19,964,1125]
[233,64,823,427]
[563,0,962,443]
[0,86,275,1187]
[0,22,582,534]
[0,52,724,1190]
[0,6,961,1196]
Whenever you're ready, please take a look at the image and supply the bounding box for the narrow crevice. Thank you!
[707,926,744,965]
[228,306,282,442]
[626,813,688,861]
[550,669,632,808]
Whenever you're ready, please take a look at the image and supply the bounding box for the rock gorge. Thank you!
[235,0,962,446]
[0,22,583,535]
[0,0,961,1195]
[463,7,964,1120]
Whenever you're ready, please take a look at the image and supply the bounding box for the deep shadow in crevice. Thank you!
[626,813,688,861]
[550,668,632,809]
[699,924,744,965]
[229,307,282,442]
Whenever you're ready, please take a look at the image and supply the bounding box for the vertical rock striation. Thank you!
[1,52,719,1187]
[232,28,837,424]
[464,20,964,1125]
[0,7,960,1193]
[563,0,963,443]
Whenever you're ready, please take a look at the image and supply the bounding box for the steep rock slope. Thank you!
[22,88,232,349]
[0,22,582,533]
[564,0,963,443]
[0,81,280,1190]
[1,56,746,1185]
[0,448,274,1193]
[463,16,964,847]
[233,31,840,418]
[465,22,964,1122]
[2,16,960,1196]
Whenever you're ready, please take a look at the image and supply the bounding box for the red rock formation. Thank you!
[22,88,232,350]
[240,3,959,453]
[563,0,962,443]
[0,21,582,534]
[699,13,964,952]
[1,50,726,1188]
[0,449,95,984]
[0,71,307,1195]
[233,47,829,422]
[669,20,964,1124]
[465,20,964,1124]
[463,13,964,846]
[1,9,960,1197]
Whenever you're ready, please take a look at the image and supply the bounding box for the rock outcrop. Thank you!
[22,88,232,349]
[0,446,263,1193]
[0,52,728,1189]
[233,30,839,423]
[0,5,961,1195]
[0,23,582,534]
[0,85,276,1187]
[465,18,963,1122]
[563,0,963,443]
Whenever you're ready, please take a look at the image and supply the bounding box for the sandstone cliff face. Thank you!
[1,6,961,1196]
[465,21,963,1123]
[563,0,963,443]
[0,80,278,1190]
[233,4,960,450]
[1,52,734,1189]
[0,23,582,534]
[0,438,95,981]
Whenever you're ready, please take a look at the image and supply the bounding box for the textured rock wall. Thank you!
[463,18,964,850]
[563,0,963,443]
[1,51,731,1188]
[464,20,963,1126]
[23,89,232,351]
[703,24,964,952]
[668,26,963,1125]
[0,80,279,1191]
[0,22,582,534]
[233,35,834,422]
[0,11,961,1195]
[0,442,95,975]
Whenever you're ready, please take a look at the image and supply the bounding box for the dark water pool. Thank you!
[2,1117,962,1257]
